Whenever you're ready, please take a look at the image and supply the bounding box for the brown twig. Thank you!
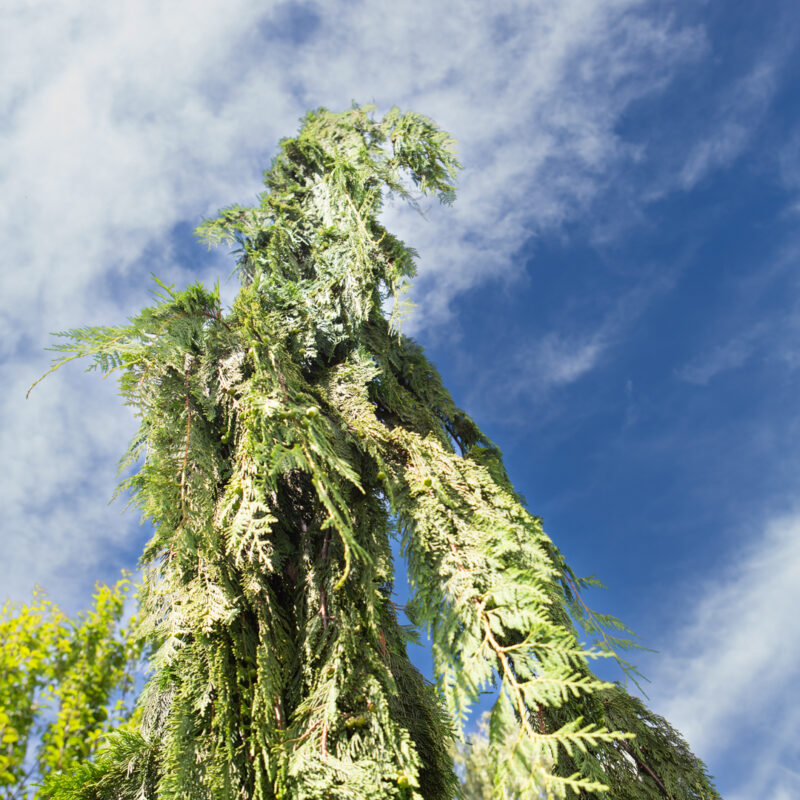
[620,740,670,797]
[537,704,546,734]
[294,717,322,744]
[201,309,231,330]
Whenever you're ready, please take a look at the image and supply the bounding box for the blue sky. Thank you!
[3,1,800,796]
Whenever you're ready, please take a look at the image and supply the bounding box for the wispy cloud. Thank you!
[649,512,800,795]
[531,334,606,388]
[677,59,778,190]
[466,269,676,419]
[675,241,800,386]
[676,324,765,385]
[369,1,706,326]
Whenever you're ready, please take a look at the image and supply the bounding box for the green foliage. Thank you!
[32,106,720,799]
[0,576,139,798]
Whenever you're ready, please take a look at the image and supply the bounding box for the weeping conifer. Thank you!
[37,106,720,799]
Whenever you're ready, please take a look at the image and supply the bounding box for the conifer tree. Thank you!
[35,106,720,799]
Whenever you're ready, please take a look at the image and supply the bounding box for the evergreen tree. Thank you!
[34,106,720,799]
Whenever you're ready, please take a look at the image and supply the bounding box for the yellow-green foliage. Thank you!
[0,576,139,797]
[0,591,67,788]
[34,107,719,800]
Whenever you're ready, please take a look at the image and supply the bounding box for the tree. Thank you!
[34,106,720,799]
[0,576,139,799]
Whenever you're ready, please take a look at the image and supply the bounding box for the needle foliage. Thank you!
[36,106,720,799]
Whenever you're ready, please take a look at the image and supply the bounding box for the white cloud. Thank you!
[677,59,777,190]
[365,1,706,327]
[462,329,608,423]
[649,513,800,795]
[675,243,800,386]
[0,364,140,610]
[514,325,613,400]
[464,269,676,419]
[676,326,763,385]
[0,0,704,612]
[534,334,606,387]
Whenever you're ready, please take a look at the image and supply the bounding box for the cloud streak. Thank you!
[465,268,677,420]
[675,241,800,386]
[676,324,765,385]
[649,512,800,796]
[677,59,777,190]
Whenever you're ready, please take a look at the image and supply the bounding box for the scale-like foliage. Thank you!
[35,106,720,799]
